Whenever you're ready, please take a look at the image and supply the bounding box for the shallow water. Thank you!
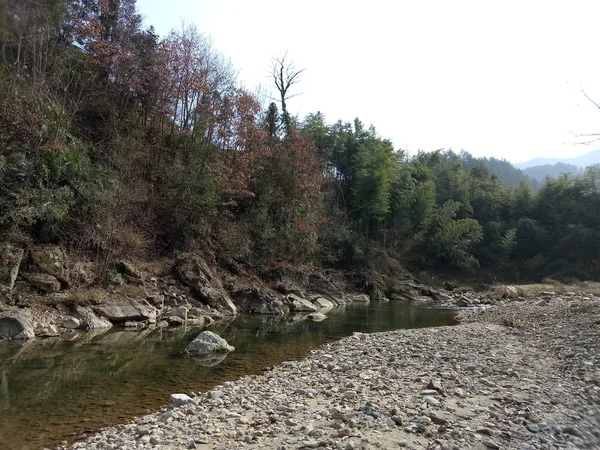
[0,301,456,449]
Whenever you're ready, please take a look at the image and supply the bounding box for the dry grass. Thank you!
[63,288,106,306]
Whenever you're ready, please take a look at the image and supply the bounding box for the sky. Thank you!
[136,0,600,163]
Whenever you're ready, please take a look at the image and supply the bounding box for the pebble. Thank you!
[68,293,600,450]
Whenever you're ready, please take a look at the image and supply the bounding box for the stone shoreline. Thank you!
[68,292,599,450]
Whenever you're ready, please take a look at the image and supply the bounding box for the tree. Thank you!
[271,53,303,133]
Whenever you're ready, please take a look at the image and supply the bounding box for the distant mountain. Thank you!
[453,150,537,188]
[515,149,600,169]
[522,162,583,183]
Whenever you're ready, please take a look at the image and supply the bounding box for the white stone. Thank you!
[169,393,194,407]
[186,331,235,354]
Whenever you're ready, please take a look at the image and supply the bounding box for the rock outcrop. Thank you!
[30,245,69,288]
[73,305,113,330]
[174,254,237,315]
[93,297,157,324]
[22,273,61,293]
[306,275,346,305]
[0,312,35,339]
[232,288,290,315]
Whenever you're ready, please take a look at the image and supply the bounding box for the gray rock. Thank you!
[348,294,370,303]
[74,306,113,331]
[36,324,59,337]
[483,438,501,449]
[169,393,194,407]
[167,306,188,320]
[63,317,81,329]
[286,294,318,312]
[0,312,35,339]
[186,331,235,354]
[93,298,157,324]
[424,396,441,407]
[307,275,346,305]
[312,297,335,310]
[174,254,237,315]
[456,296,472,307]
[116,260,141,278]
[233,288,290,315]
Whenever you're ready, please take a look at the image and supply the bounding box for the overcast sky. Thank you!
[136,0,600,163]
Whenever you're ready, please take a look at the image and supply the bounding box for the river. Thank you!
[0,300,456,449]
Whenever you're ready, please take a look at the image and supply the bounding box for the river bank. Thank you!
[66,290,599,450]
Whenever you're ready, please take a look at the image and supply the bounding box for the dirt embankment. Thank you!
[68,290,599,450]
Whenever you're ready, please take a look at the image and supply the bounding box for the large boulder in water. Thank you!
[186,331,234,355]
[174,254,237,315]
[0,312,35,339]
[30,245,69,287]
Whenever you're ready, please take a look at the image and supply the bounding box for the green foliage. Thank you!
[2,0,599,283]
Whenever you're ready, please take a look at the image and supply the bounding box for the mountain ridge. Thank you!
[514,149,600,169]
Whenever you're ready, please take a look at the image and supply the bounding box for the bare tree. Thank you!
[271,53,303,131]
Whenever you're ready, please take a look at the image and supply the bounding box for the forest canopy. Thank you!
[1,0,599,282]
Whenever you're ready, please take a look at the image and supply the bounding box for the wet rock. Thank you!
[186,331,234,354]
[63,316,81,329]
[0,312,35,339]
[312,297,335,310]
[36,324,59,337]
[347,294,370,303]
[286,294,318,312]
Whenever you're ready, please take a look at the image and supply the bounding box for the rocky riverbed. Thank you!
[65,291,599,450]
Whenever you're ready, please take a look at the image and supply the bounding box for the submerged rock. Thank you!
[307,312,328,322]
[186,331,235,354]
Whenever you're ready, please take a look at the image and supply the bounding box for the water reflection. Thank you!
[0,300,456,450]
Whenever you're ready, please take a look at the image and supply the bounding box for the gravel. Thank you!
[68,292,600,450]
